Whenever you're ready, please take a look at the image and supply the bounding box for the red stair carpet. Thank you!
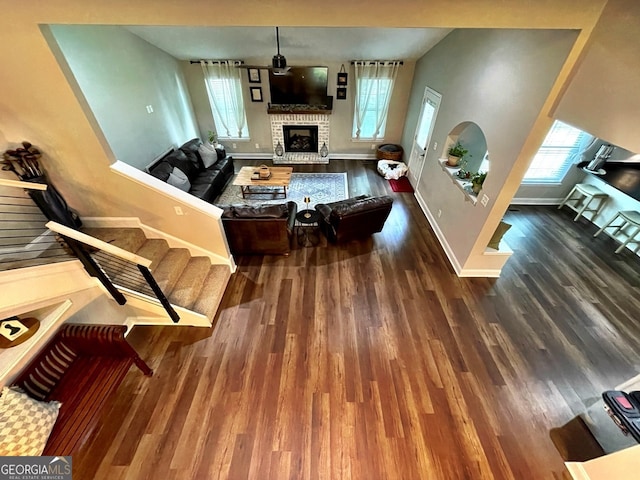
[389,176,414,193]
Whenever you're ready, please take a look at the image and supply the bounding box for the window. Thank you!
[201,61,249,139]
[523,120,591,184]
[352,78,392,139]
[352,61,401,140]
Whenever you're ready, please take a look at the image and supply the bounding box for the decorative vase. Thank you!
[275,141,284,157]
[319,142,329,158]
[447,155,461,167]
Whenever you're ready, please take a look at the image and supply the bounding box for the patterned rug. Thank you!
[215,172,348,209]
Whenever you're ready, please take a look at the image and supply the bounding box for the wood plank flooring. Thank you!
[73,160,640,479]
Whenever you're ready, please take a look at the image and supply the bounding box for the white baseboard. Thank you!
[231,153,274,160]
[456,268,502,278]
[510,197,564,205]
[82,216,232,267]
[336,153,377,160]
[414,190,463,275]
[414,191,509,277]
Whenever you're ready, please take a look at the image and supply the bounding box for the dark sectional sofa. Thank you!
[147,138,234,203]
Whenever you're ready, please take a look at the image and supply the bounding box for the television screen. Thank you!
[269,67,328,105]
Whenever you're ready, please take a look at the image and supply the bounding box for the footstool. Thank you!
[377,160,408,180]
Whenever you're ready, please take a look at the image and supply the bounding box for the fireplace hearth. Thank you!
[283,125,318,153]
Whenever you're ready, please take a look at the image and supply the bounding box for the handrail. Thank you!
[0,178,48,191]
[45,221,152,268]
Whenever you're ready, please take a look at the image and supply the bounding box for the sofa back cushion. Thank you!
[179,138,205,170]
[167,167,191,192]
[148,160,174,182]
[330,195,392,218]
[218,203,290,219]
[198,143,219,169]
[162,149,199,182]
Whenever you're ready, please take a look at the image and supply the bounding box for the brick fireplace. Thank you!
[270,113,330,164]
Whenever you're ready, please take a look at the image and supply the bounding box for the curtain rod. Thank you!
[350,60,404,65]
[190,60,245,64]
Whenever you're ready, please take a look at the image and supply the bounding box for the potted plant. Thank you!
[470,171,487,194]
[207,130,221,148]
[447,142,468,167]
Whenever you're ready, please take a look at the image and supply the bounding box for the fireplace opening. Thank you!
[283,125,319,153]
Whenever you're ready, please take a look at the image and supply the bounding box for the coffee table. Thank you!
[233,166,293,199]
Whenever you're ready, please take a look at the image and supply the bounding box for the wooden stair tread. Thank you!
[193,265,231,319]
[168,257,212,309]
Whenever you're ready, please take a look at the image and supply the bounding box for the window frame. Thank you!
[205,74,249,141]
[351,77,393,141]
[522,120,590,185]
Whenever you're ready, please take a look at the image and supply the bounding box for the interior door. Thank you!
[407,87,442,185]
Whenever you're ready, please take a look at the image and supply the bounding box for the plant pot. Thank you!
[472,183,482,194]
[447,154,461,167]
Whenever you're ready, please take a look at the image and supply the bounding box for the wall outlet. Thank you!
[433,141,438,150]
[232,143,237,149]
[174,206,184,216]
[480,194,489,207]
[371,144,376,150]
[255,143,260,149]
[437,209,442,218]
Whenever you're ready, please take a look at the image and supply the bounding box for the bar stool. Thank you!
[557,183,609,221]
[594,210,640,254]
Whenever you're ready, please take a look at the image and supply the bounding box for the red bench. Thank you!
[12,323,152,455]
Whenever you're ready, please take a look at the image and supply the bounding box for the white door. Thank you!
[407,87,442,185]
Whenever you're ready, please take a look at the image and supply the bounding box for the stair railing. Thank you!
[0,178,75,271]
[46,221,180,323]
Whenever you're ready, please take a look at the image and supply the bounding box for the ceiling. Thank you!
[124,26,453,63]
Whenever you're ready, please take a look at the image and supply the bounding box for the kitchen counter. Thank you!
[579,161,640,202]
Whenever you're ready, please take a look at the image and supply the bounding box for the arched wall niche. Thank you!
[443,121,489,174]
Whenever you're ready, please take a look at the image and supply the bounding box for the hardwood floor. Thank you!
[74,160,640,479]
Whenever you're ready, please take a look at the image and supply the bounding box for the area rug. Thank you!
[216,172,348,209]
[389,176,414,193]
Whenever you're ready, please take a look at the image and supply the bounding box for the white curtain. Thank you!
[353,61,401,139]
[200,60,247,138]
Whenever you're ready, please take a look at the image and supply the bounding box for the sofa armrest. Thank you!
[315,203,332,223]
[286,201,297,234]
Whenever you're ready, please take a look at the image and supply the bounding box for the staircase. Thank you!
[82,227,230,324]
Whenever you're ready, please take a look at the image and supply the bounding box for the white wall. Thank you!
[183,60,416,156]
[49,25,199,169]
[402,28,579,269]
[556,0,640,155]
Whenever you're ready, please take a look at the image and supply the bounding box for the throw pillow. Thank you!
[487,221,512,250]
[198,144,218,169]
[167,167,191,192]
[0,387,61,456]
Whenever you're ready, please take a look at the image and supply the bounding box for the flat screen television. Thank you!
[269,67,329,105]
